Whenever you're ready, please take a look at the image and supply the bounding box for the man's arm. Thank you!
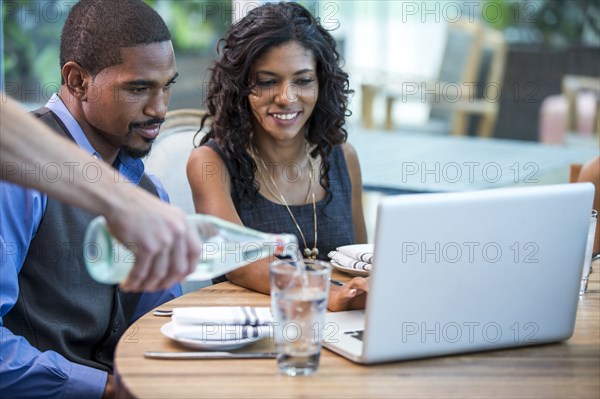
[0,204,107,399]
[0,94,200,291]
[0,323,108,399]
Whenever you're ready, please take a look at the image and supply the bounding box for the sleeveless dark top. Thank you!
[204,140,356,261]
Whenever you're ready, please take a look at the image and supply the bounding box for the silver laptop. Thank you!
[323,183,594,364]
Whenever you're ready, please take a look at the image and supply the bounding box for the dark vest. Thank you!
[3,108,157,372]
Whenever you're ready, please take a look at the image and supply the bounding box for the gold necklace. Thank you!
[251,143,319,259]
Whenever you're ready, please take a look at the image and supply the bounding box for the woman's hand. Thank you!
[327,277,370,312]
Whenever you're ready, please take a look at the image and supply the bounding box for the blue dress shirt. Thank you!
[0,94,181,399]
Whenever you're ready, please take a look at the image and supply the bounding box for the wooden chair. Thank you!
[455,27,507,137]
[386,20,483,132]
[361,20,507,137]
[562,75,600,135]
[539,75,600,144]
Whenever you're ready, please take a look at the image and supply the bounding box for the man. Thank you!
[0,1,188,397]
[1,94,200,292]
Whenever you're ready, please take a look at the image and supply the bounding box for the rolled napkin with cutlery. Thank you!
[328,244,374,272]
[171,306,273,342]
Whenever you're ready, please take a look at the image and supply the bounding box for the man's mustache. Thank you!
[130,118,165,128]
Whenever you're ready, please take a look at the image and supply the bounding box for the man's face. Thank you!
[81,41,177,159]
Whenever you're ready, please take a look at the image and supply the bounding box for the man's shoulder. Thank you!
[30,106,52,118]
[139,173,163,200]
[30,108,71,138]
[30,107,59,126]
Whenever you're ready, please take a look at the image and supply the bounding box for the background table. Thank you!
[349,129,598,193]
[115,262,599,398]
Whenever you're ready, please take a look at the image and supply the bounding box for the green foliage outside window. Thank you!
[483,0,600,47]
[2,0,230,104]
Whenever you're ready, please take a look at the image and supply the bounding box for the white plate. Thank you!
[329,259,370,277]
[161,321,263,351]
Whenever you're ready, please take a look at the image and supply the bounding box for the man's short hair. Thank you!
[60,0,171,78]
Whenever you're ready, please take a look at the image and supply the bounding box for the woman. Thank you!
[187,2,368,310]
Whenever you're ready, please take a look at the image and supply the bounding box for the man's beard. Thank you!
[122,144,152,159]
[124,118,164,158]
[122,131,153,158]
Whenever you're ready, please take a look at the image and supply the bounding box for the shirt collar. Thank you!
[45,93,145,184]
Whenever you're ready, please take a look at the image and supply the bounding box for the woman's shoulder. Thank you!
[339,142,357,158]
[189,139,226,163]
[187,139,234,196]
[187,140,231,179]
[331,142,359,168]
[189,141,220,162]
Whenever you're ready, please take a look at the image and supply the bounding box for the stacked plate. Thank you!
[161,306,273,350]
[328,244,374,277]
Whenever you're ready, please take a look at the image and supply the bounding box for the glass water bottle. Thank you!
[83,214,298,284]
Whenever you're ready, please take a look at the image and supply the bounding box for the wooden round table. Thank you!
[114,262,600,398]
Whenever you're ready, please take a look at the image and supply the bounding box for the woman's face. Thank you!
[248,41,318,142]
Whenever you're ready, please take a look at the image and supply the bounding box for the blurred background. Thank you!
[2,0,599,243]
[2,0,599,142]
[2,0,599,143]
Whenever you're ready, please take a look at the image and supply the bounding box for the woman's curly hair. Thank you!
[197,1,353,203]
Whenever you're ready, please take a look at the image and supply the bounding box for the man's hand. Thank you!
[105,186,201,292]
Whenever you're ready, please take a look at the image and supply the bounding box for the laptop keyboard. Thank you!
[344,330,364,341]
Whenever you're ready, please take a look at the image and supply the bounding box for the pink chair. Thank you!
[539,94,568,144]
[538,75,599,144]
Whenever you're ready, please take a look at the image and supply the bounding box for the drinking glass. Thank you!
[269,258,331,376]
[580,209,597,295]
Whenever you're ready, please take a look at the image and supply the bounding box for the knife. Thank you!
[144,351,277,360]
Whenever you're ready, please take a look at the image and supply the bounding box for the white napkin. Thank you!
[171,306,272,341]
[328,244,375,272]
